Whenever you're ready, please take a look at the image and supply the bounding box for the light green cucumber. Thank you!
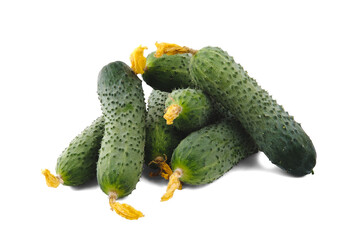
[145,89,184,168]
[52,116,104,186]
[190,46,316,176]
[164,88,214,133]
[142,52,195,92]
[96,61,146,199]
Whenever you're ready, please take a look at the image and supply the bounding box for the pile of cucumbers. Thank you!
[42,43,316,220]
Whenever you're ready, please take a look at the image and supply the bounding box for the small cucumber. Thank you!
[145,89,183,168]
[161,119,258,201]
[42,116,104,187]
[97,61,146,220]
[164,88,214,133]
[142,52,194,92]
[190,47,316,176]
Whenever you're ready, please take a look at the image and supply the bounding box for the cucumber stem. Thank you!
[149,155,182,188]
[41,169,63,188]
[108,192,144,220]
[149,155,171,180]
[164,104,182,125]
[161,169,183,202]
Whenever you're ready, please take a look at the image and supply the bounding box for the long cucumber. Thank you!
[190,47,316,176]
[97,61,146,220]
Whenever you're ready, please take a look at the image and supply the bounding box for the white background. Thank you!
[1,0,359,239]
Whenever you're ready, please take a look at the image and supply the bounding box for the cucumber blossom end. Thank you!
[108,191,144,220]
[164,104,182,125]
[130,45,148,74]
[41,169,63,188]
[160,169,183,202]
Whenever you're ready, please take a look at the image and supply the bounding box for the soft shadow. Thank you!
[141,165,169,187]
[70,177,98,191]
[270,167,305,178]
[232,152,305,178]
[182,182,209,190]
[233,152,262,170]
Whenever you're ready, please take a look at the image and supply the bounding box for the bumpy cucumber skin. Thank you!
[97,61,146,198]
[190,47,316,176]
[171,120,258,185]
[142,52,195,92]
[55,116,104,186]
[145,90,184,167]
[165,88,214,132]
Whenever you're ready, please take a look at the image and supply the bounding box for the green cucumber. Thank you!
[50,116,104,186]
[190,47,316,176]
[164,88,214,132]
[142,52,194,92]
[145,89,184,168]
[96,61,146,198]
[142,51,231,122]
[161,120,257,201]
[172,120,257,184]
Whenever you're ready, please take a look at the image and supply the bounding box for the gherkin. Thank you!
[190,47,316,176]
[171,119,258,185]
[55,116,104,186]
[96,61,146,198]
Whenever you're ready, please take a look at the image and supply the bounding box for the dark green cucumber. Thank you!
[190,47,316,176]
[142,52,195,92]
[145,89,184,168]
[164,88,214,132]
[171,119,258,185]
[55,116,104,186]
[97,61,146,198]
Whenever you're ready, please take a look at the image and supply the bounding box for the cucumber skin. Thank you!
[97,61,146,198]
[55,116,104,186]
[145,90,184,167]
[142,52,195,92]
[165,88,214,133]
[190,47,316,176]
[171,120,258,185]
